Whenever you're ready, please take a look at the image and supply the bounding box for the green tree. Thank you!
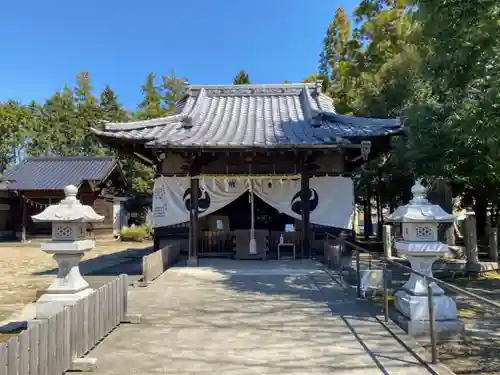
[0,100,31,172]
[100,85,129,122]
[161,68,187,114]
[318,6,363,114]
[301,73,331,94]
[136,73,166,120]
[128,71,181,195]
[73,72,104,155]
[402,0,500,234]
[32,86,79,156]
[318,6,351,79]
[233,70,250,84]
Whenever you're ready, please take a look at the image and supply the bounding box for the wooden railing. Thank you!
[196,230,308,257]
[199,231,235,255]
[0,275,128,375]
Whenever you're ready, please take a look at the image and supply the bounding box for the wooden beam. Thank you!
[300,163,311,259]
[187,158,200,266]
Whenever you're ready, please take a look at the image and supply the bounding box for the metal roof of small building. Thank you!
[0,156,118,191]
[92,83,402,149]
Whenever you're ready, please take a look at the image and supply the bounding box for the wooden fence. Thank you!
[198,231,234,256]
[142,241,181,282]
[0,274,128,375]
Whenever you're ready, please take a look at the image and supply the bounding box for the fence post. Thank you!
[122,274,128,319]
[426,278,438,364]
[383,260,389,323]
[356,250,361,298]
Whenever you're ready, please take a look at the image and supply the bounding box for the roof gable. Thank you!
[0,156,118,191]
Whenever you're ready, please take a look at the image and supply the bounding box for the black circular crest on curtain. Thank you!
[183,188,211,213]
[291,189,319,215]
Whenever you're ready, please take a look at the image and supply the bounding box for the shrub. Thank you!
[119,225,150,242]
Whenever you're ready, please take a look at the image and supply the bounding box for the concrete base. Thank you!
[186,256,198,267]
[394,289,458,321]
[390,309,465,343]
[133,281,149,288]
[466,261,499,273]
[35,288,94,319]
[69,357,98,372]
[121,313,142,324]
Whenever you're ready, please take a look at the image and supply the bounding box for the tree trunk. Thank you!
[427,178,453,244]
[473,192,487,242]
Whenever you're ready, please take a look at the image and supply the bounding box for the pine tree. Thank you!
[100,85,128,122]
[318,6,351,79]
[36,86,79,156]
[0,100,31,171]
[137,73,166,120]
[233,70,250,84]
[161,68,187,114]
[74,72,103,155]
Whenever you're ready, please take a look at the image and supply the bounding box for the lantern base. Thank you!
[391,309,465,343]
[393,289,464,342]
[395,289,458,321]
[35,288,94,319]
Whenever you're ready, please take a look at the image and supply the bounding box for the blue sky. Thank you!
[0,0,356,110]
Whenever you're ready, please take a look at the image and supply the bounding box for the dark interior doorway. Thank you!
[214,191,295,231]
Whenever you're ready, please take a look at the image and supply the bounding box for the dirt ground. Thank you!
[0,240,152,322]
[431,273,500,375]
[354,254,500,375]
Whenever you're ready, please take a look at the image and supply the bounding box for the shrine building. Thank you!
[92,82,402,264]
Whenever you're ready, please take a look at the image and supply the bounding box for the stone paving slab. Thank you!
[86,259,444,374]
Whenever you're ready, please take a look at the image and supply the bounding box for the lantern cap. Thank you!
[386,181,455,223]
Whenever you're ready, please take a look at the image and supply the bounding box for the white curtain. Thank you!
[253,177,354,229]
[152,177,247,228]
[152,176,354,229]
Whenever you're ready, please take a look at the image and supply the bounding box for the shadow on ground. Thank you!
[32,246,154,277]
[156,258,438,375]
[329,254,500,374]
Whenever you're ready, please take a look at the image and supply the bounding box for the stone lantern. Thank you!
[31,185,104,319]
[386,181,464,339]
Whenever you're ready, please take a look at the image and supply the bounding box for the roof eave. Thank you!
[143,143,341,150]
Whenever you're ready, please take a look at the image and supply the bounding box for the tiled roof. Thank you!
[93,83,402,149]
[0,156,118,191]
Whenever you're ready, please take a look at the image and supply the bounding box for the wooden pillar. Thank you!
[301,170,311,259]
[153,158,163,251]
[21,197,27,242]
[187,176,199,266]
